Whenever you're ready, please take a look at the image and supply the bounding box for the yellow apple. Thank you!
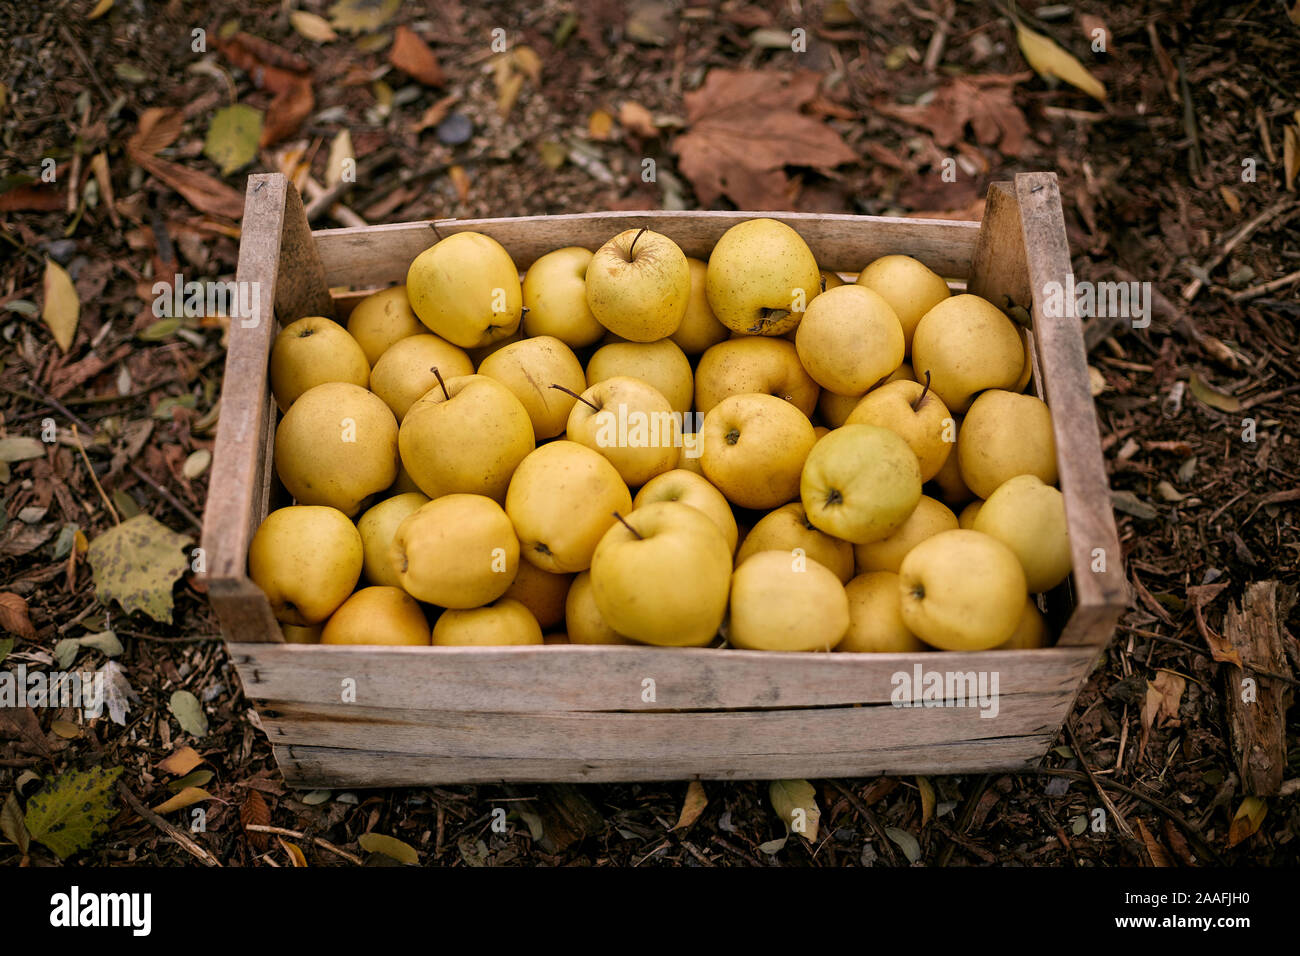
[817,389,863,428]
[898,529,1027,650]
[406,231,522,348]
[501,561,573,631]
[391,494,520,608]
[820,270,845,290]
[586,338,693,414]
[398,374,534,502]
[387,462,423,495]
[928,413,975,507]
[564,571,635,644]
[477,335,587,439]
[800,424,921,543]
[585,228,690,341]
[590,501,732,646]
[957,389,1058,499]
[695,337,820,417]
[855,254,951,353]
[794,285,905,396]
[269,316,370,412]
[522,246,605,348]
[728,550,850,651]
[274,382,398,516]
[506,440,632,572]
[700,393,816,509]
[467,327,525,366]
[845,378,954,481]
[735,501,853,582]
[368,333,473,421]
[346,286,425,366]
[566,376,680,487]
[995,598,1049,649]
[357,491,429,588]
[839,572,927,653]
[633,468,739,553]
[670,257,730,354]
[321,586,431,645]
[972,474,1072,593]
[432,598,544,646]
[957,500,982,529]
[910,293,1024,413]
[706,218,820,336]
[280,623,322,644]
[1013,325,1033,392]
[249,505,362,625]
[853,494,958,574]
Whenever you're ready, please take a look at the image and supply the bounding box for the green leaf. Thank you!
[24,766,123,859]
[138,317,182,341]
[359,832,419,864]
[0,437,46,462]
[1188,373,1241,413]
[769,779,821,843]
[329,0,401,32]
[203,104,262,176]
[167,769,214,792]
[884,826,922,863]
[0,636,12,665]
[169,690,209,737]
[53,631,121,670]
[87,514,193,623]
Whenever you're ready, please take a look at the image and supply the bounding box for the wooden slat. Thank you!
[312,211,981,287]
[230,642,1098,712]
[966,182,1031,312]
[201,174,332,643]
[274,734,1056,787]
[257,691,1071,761]
[1014,173,1128,645]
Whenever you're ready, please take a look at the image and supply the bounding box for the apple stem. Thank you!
[627,227,648,260]
[432,366,450,400]
[912,369,932,412]
[612,511,643,539]
[551,383,599,411]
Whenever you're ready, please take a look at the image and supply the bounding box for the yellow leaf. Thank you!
[496,70,524,118]
[1227,796,1266,848]
[588,109,614,141]
[87,0,113,19]
[1188,373,1240,413]
[448,164,470,202]
[158,744,203,777]
[279,838,308,866]
[512,45,542,85]
[671,780,708,830]
[769,779,820,843]
[358,832,419,864]
[1284,123,1298,192]
[290,10,337,43]
[329,0,400,33]
[51,719,80,739]
[916,776,935,827]
[1016,23,1106,101]
[151,786,211,815]
[326,129,353,189]
[1218,185,1241,214]
[42,258,80,352]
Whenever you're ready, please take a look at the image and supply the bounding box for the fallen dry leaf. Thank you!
[158,745,204,777]
[42,258,80,352]
[0,593,37,640]
[152,786,211,815]
[588,108,614,141]
[1227,796,1266,848]
[389,25,444,86]
[1136,818,1172,866]
[261,77,314,148]
[874,75,1031,157]
[290,10,337,44]
[0,184,64,212]
[671,780,708,830]
[448,164,471,201]
[619,101,658,138]
[127,107,184,160]
[1016,22,1106,101]
[326,129,353,189]
[1187,582,1241,666]
[241,790,270,850]
[673,69,858,209]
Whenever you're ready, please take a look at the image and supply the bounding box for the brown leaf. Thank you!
[671,780,708,830]
[127,107,184,159]
[1226,796,1266,848]
[261,76,314,147]
[240,789,270,850]
[673,69,858,209]
[1187,582,1241,666]
[619,101,657,138]
[389,25,444,86]
[0,593,37,640]
[0,185,65,213]
[218,35,308,96]
[224,31,310,74]
[1136,818,1172,866]
[158,745,203,777]
[136,154,245,220]
[874,75,1031,157]
[1151,669,1186,723]
[0,707,52,760]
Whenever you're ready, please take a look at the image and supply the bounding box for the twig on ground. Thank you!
[242,824,365,865]
[117,782,222,867]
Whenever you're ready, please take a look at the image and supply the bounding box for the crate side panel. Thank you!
[230,642,1098,712]
[274,734,1055,787]
[312,211,980,286]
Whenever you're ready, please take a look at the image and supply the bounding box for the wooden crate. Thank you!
[200,172,1127,788]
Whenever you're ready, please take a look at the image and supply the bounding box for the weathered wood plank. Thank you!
[1224,581,1294,795]
[274,734,1056,787]
[1015,172,1127,644]
[229,642,1098,712]
[313,211,981,286]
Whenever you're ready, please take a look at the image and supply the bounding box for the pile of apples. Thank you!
[247,218,1072,653]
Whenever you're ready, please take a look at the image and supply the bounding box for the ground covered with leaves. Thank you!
[1,0,1298,867]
